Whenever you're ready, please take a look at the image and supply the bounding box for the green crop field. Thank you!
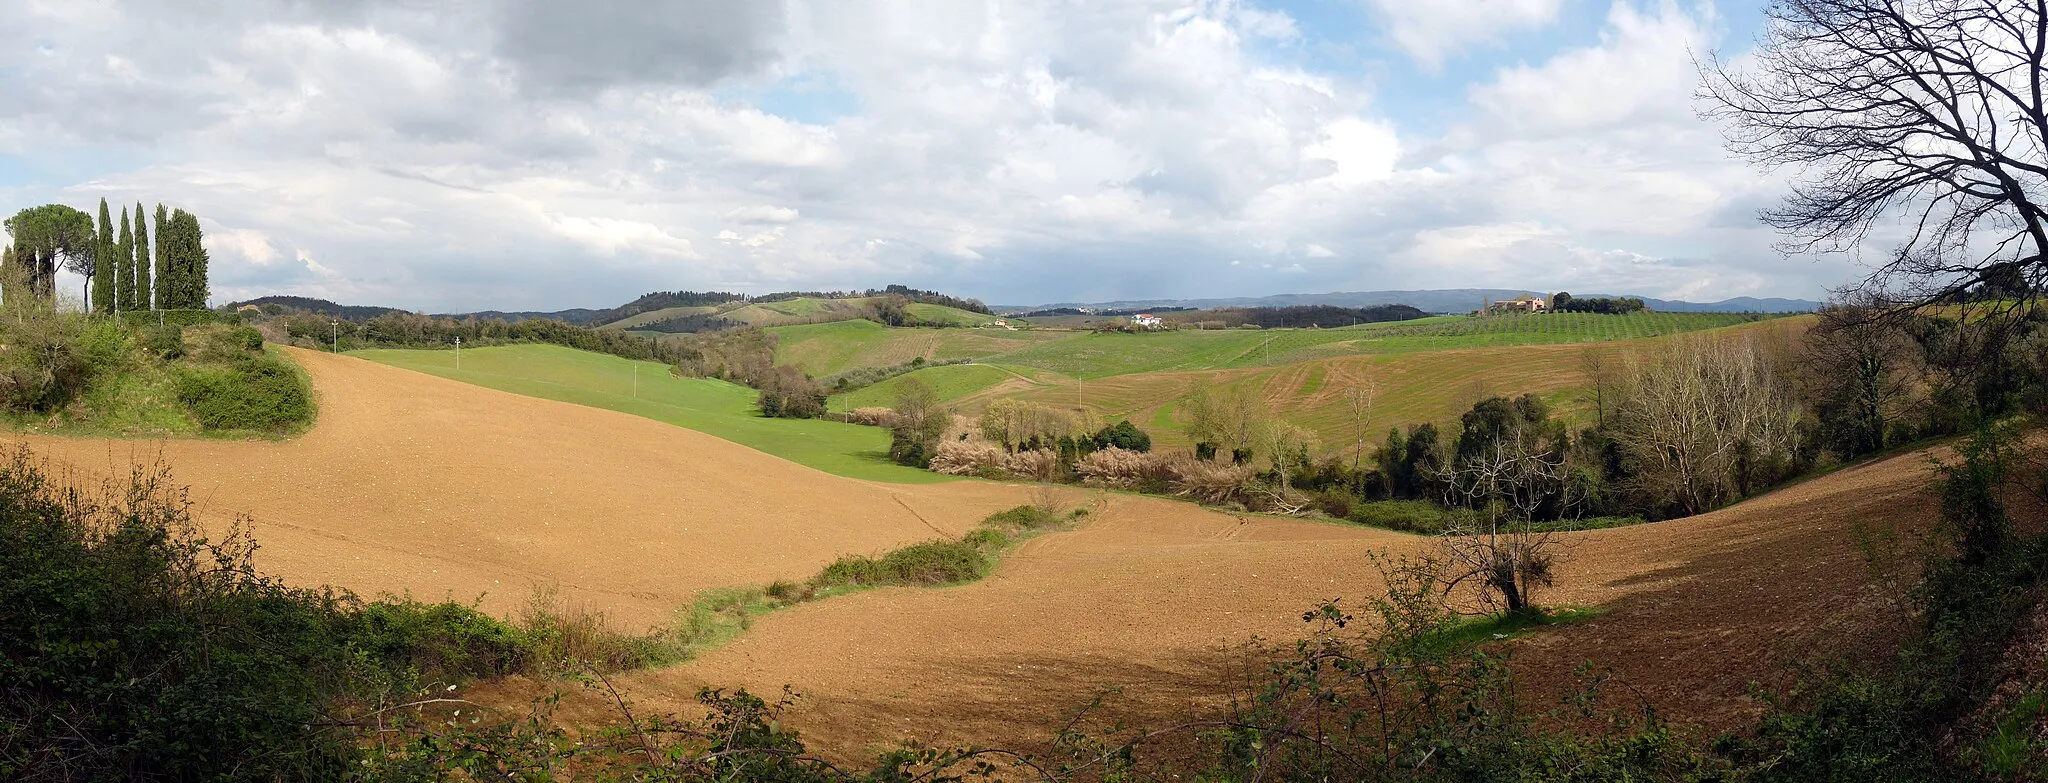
[352,344,949,484]
[837,363,1035,408]
[959,312,1779,380]
[597,305,723,330]
[770,319,1068,376]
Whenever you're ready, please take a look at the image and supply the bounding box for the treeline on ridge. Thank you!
[266,310,692,366]
[1179,304,1430,329]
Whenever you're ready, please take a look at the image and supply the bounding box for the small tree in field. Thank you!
[887,378,947,468]
[1184,385,1265,463]
[1436,431,1572,615]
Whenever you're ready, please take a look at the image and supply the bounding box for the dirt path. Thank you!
[7,348,1032,629]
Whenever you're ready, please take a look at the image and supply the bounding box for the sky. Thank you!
[0,0,1847,312]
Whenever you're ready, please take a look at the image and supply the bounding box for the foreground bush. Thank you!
[0,451,529,779]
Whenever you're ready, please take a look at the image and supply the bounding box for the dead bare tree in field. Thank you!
[1436,432,1571,615]
[1611,336,1804,514]
[1344,375,1379,483]
[1701,0,2048,317]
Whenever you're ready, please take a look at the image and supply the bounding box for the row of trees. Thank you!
[0,200,210,311]
[1548,293,1647,314]
[268,310,691,365]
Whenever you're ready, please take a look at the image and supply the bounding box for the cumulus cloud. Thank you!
[0,0,1844,310]
[1364,0,1565,68]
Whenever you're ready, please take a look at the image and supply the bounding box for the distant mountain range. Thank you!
[230,287,1820,328]
[226,296,612,325]
[995,289,1820,315]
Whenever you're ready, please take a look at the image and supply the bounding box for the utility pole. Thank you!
[330,320,339,352]
[633,364,638,398]
[454,337,461,370]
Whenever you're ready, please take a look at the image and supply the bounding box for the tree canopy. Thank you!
[4,204,95,301]
[1702,0,2048,313]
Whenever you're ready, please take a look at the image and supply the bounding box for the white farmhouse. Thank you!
[1130,313,1165,329]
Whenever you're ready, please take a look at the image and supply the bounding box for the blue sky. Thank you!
[0,0,1848,311]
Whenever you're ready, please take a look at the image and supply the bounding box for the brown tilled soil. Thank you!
[585,451,1941,757]
[5,348,1032,629]
[11,348,1951,759]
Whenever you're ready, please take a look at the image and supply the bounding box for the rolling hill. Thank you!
[838,312,1806,455]
[996,289,1821,315]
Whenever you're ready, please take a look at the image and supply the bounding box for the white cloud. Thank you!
[211,227,279,266]
[1365,0,1564,68]
[0,0,1843,309]
[548,216,698,259]
[724,205,800,223]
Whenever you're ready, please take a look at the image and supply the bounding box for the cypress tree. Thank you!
[115,209,134,313]
[186,211,209,307]
[132,201,151,311]
[93,199,115,313]
[159,209,210,309]
[153,204,169,310]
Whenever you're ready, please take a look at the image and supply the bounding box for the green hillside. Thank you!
[838,363,1032,408]
[352,344,949,484]
[769,319,1067,377]
[597,305,724,330]
[971,311,1776,380]
[903,302,1007,326]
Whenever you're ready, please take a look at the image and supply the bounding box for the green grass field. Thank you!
[597,305,722,330]
[838,363,1033,408]
[970,312,1777,380]
[352,312,1796,479]
[352,344,950,484]
[770,319,1068,377]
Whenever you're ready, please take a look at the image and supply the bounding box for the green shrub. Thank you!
[1091,419,1153,452]
[983,504,1062,531]
[962,527,1011,552]
[346,598,530,678]
[175,354,314,432]
[517,585,676,672]
[119,309,216,328]
[0,311,125,412]
[1347,500,1455,534]
[141,324,184,359]
[811,540,988,589]
[763,579,813,602]
[225,325,265,352]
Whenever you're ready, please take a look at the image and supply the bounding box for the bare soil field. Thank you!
[3,348,1034,629]
[584,450,1939,757]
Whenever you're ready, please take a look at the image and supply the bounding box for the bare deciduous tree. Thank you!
[1436,431,1571,615]
[1701,0,2048,316]
[1611,336,1804,514]
[1344,374,1379,481]
[1184,385,1266,461]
